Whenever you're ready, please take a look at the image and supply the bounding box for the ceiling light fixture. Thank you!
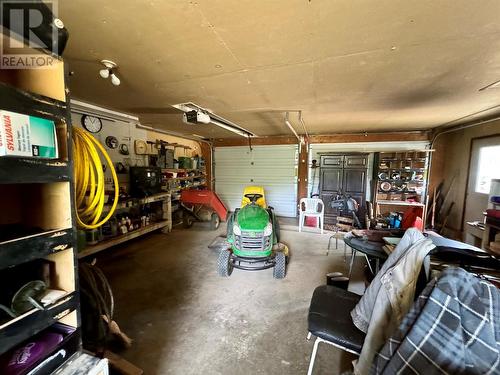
[99,60,121,86]
[172,102,256,138]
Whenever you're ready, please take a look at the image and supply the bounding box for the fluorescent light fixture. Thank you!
[172,102,256,138]
[479,79,500,91]
[191,133,207,139]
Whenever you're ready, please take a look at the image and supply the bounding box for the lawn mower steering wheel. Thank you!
[245,193,263,203]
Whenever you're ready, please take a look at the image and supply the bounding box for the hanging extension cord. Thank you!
[72,127,119,229]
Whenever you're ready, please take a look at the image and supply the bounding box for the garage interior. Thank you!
[0,1,499,375]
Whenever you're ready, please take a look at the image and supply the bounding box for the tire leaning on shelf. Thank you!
[72,127,119,229]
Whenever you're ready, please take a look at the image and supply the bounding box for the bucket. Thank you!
[326,272,349,290]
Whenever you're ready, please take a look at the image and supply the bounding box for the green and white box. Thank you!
[0,110,58,158]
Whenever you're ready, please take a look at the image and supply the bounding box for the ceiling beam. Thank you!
[213,131,431,147]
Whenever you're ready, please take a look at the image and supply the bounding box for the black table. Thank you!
[343,234,500,279]
[343,236,387,278]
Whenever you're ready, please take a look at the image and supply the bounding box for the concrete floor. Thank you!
[95,221,365,375]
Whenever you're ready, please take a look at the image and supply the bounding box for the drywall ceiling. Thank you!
[60,0,500,139]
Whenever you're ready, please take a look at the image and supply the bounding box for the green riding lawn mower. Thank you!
[217,186,289,279]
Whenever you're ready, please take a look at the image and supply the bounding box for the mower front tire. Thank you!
[273,252,286,279]
[217,249,233,277]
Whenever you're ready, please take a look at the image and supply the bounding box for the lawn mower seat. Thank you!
[241,186,267,208]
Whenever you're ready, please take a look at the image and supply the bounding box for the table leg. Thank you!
[364,254,375,275]
[348,248,356,278]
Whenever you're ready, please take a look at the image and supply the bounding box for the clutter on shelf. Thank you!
[373,151,430,230]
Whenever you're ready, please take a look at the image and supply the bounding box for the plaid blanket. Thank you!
[371,267,500,374]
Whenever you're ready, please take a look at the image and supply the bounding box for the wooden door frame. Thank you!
[461,134,500,233]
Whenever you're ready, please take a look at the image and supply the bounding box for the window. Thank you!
[475,144,500,194]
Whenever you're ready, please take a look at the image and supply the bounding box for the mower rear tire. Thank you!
[273,252,286,279]
[217,249,233,277]
[210,213,220,230]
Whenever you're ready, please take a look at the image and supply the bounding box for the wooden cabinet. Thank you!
[320,168,343,192]
[321,155,344,167]
[320,155,368,169]
[345,155,368,168]
[319,154,368,225]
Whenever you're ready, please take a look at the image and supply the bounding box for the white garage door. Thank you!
[214,145,298,217]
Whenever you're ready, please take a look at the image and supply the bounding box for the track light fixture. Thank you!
[99,60,121,86]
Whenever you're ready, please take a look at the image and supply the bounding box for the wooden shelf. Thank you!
[377,200,425,207]
[162,168,205,173]
[0,228,73,270]
[103,192,170,211]
[78,220,171,259]
[165,175,206,181]
[0,291,78,356]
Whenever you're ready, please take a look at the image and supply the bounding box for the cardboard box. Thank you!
[0,110,58,158]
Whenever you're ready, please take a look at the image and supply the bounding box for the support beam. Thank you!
[213,131,430,147]
[297,141,309,205]
[310,131,430,143]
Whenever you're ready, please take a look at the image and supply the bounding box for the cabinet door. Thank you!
[321,168,343,192]
[343,169,366,194]
[321,155,344,168]
[344,155,368,168]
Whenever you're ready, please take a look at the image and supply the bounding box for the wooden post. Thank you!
[297,140,309,206]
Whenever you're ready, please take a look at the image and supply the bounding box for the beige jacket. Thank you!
[351,228,435,375]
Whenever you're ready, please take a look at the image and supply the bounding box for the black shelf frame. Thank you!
[0,291,78,356]
[0,228,74,270]
[0,82,71,184]
[26,327,81,375]
[0,158,71,184]
[0,63,82,368]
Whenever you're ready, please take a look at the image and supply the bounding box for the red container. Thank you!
[181,189,228,221]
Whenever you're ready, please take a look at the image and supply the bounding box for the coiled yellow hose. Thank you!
[72,127,119,229]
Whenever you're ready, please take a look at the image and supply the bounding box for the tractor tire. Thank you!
[273,251,286,279]
[183,213,194,228]
[210,213,220,230]
[217,249,233,277]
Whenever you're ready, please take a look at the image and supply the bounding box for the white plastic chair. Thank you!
[299,198,324,234]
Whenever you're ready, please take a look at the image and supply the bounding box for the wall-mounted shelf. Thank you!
[165,175,206,181]
[376,200,425,207]
[79,192,172,258]
[78,220,171,259]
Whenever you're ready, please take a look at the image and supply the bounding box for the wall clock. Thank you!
[81,115,102,133]
[134,140,148,155]
[105,136,118,149]
[119,143,130,155]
